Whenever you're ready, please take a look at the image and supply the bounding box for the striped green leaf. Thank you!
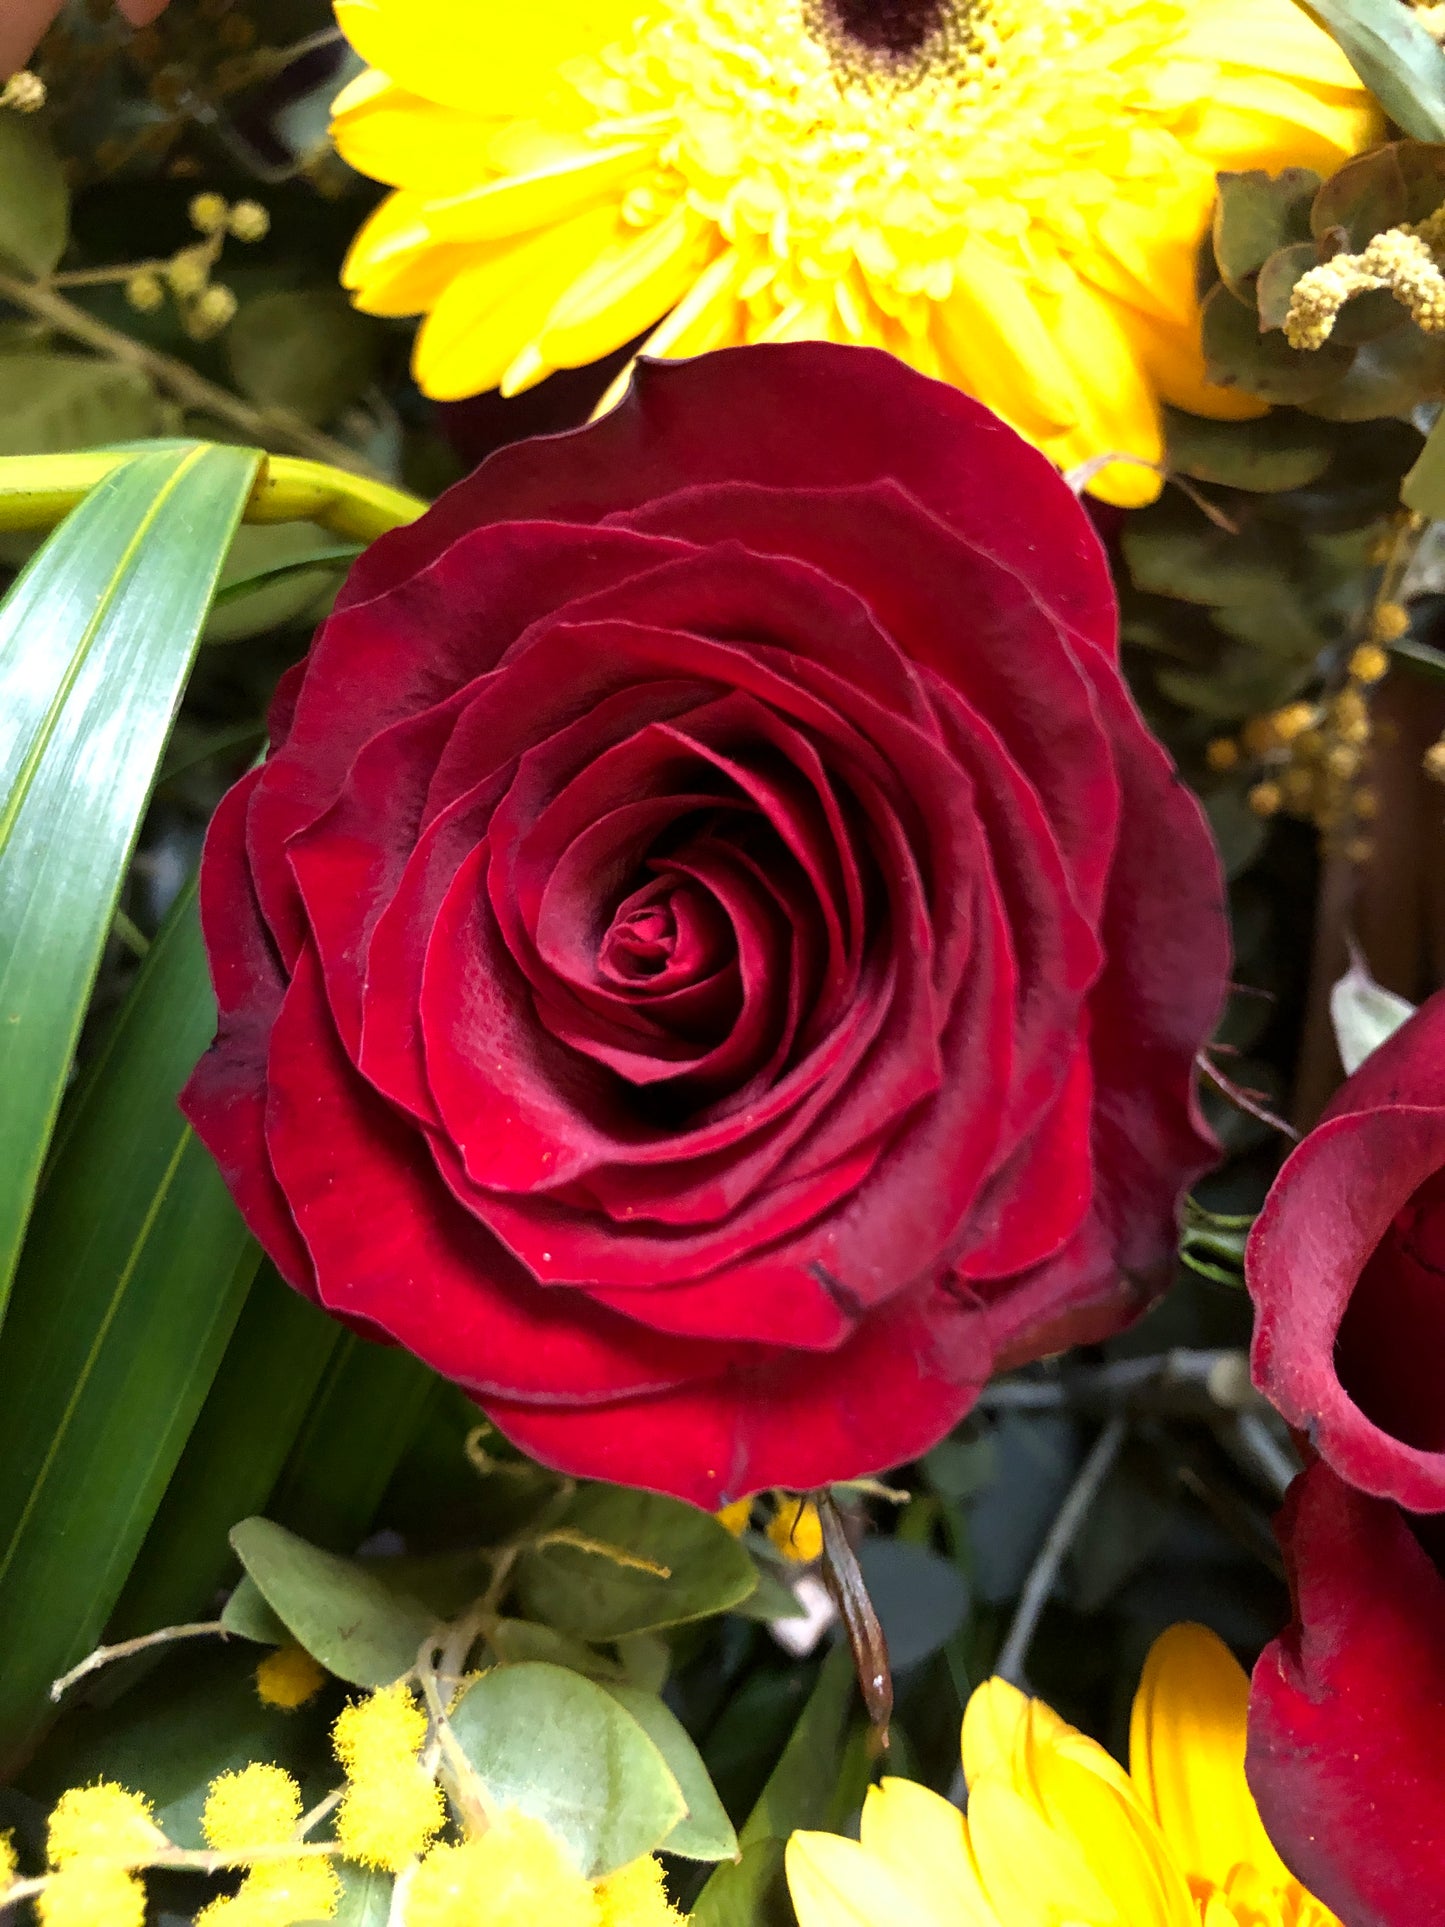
[0,883,259,1772]
[0,442,260,1317]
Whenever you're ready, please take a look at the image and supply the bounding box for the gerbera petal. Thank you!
[858,1779,999,1927]
[334,0,645,119]
[331,73,495,195]
[786,1833,929,1927]
[412,207,622,399]
[966,1779,1134,1925]
[535,205,717,374]
[1131,1623,1292,1892]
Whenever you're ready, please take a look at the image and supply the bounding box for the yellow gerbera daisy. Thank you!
[330,0,1377,505]
[786,1623,1339,1926]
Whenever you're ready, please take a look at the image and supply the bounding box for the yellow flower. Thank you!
[767,1497,825,1564]
[37,1861,146,1927]
[254,1642,326,1711]
[786,1623,1339,1926]
[0,1830,17,1891]
[595,1853,688,1927]
[406,1815,599,1927]
[194,1856,341,1927]
[201,1765,304,1852]
[333,1683,428,1780]
[334,1764,446,1873]
[46,1784,166,1867]
[331,0,1376,505]
[714,1498,753,1536]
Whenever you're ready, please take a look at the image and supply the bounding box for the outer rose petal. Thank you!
[334,343,1116,655]
[487,1279,995,1503]
[1247,1462,1445,1927]
[1248,990,1445,1512]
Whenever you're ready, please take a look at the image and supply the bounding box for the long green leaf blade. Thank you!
[0,883,259,1772]
[0,441,260,1315]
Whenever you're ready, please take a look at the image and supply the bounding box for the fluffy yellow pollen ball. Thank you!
[255,1643,325,1710]
[46,1784,165,1867]
[333,1683,428,1778]
[201,1765,303,1851]
[595,1854,688,1926]
[334,1764,445,1873]
[408,1816,598,1927]
[38,1862,146,1927]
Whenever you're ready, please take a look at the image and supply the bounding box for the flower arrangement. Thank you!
[2,4,1445,1926]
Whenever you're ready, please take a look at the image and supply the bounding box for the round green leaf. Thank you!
[447,1662,686,1877]
[516,1486,757,1640]
[228,1517,437,1687]
[597,1680,738,1862]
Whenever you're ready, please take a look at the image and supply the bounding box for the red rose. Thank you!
[1247,1462,1445,1926]
[1248,989,1445,1512]
[182,342,1227,1504]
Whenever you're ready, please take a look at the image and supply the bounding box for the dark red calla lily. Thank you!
[1248,988,1445,1512]
[1248,1461,1445,1925]
[182,341,1228,1504]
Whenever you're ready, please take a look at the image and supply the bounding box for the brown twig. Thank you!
[0,268,381,477]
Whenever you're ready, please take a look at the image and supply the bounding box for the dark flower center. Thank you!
[822,0,951,55]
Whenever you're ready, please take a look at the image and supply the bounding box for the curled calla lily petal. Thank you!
[1248,988,1445,1512]
[183,341,1228,1504]
[1247,1461,1445,1927]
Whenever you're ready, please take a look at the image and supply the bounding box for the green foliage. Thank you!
[1202,143,1445,419]
[108,1269,344,1639]
[596,1680,739,1862]
[692,1648,865,1927]
[0,354,165,457]
[0,442,258,1312]
[0,111,68,277]
[1292,0,1445,142]
[229,1518,442,1688]
[516,1485,759,1639]
[0,878,260,1774]
[224,289,385,427]
[447,1661,687,1878]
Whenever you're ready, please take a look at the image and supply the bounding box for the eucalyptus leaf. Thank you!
[229,1518,438,1687]
[447,1662,686,1877]
[220,1575,292,1646]
[326,1862,393,1927]
[0,354,162,458]
[1211,169,1317,299]
[516,1486,757,1640]
[1292,0,1445,143]
[0,112,67,277]
[1330,947,1416,1074]
[484,1618,624,1678]
[597,1680,738,1863]
[1163,407,1334,493]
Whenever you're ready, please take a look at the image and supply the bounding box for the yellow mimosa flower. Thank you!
[330,0,1378,505]
[786,1623,1340,1927]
